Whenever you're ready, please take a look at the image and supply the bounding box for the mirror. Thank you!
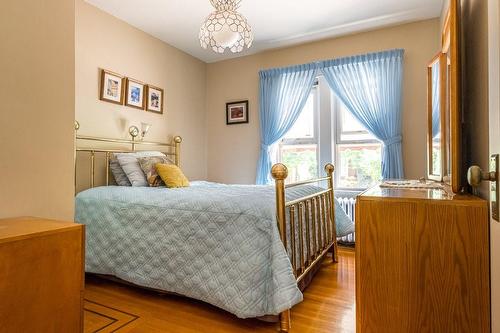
[440,0,462,192]
[443,48,452,182]
[427,53,446,181]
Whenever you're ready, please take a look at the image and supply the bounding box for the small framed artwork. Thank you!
[226,100,249,125]
[146,85,164,114]
[125,78,145,109]
[99,69,124,105]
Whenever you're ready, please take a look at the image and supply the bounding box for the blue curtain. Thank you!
[256,64,318,184]
[320,49,405,179]
[431,60,441,138]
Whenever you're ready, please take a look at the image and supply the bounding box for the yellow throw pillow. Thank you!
[155,164,190,188]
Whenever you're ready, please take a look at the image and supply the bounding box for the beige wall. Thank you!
[0,1,75,220]
[206,19,441,184]
[75,0,207,181]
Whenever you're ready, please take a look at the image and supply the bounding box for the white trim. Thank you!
[334,98,379,145]
[279,78,382,189]
[331,93,382,189]
[278,86,320,180]
[280,86,319,146]
[488,0,500,331]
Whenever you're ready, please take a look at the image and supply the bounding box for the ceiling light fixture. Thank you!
[199,0,253,54]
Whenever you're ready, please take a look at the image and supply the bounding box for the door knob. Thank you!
[467,165,497,187]
[467,155,499,222]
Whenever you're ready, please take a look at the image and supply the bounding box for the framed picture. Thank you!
[226,100,249,125]
[146,85,164,114]
[99,69,124,105]
[125,78,145,109]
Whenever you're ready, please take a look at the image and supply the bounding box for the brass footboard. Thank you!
[272,163,338,333]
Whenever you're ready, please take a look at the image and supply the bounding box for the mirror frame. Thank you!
[427,53,447,181]
[441,0,462,193]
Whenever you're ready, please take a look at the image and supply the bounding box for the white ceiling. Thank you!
[85,0,444,63]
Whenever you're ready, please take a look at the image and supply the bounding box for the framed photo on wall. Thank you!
[226,100,248,125]
[125,78,145,109]
[146,85,164,114]
[99,69,124,105]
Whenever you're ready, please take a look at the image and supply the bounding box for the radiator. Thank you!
[336,196,356,243]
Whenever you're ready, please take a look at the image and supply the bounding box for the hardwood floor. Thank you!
[84,248,355,333]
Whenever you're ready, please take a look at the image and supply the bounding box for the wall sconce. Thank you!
[128,123,151,142]
[141,122,152,140]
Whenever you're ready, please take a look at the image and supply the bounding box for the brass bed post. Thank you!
[289,206,297,275]
[304,200,311,267]
[311,196,318,258]
[105,152,110,186]
[298,203,305,275]
[173,136,182,167]
[74,121,80,191]
[271,163,291,333]
[90,151,95,188]
[325,163,338,263]
[320,194,327,250]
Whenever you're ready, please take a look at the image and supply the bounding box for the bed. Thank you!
[74,123,342,332]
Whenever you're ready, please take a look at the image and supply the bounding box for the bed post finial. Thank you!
[271,163,291,333]
[173,136,182,167]
[325,163,334,175]
[271,163,288,259]
[325,163,338,263]
[271,163,288,181]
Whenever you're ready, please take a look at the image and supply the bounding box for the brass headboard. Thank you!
[74,121,181,192]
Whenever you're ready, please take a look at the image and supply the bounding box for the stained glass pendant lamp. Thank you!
[199,0,253,54]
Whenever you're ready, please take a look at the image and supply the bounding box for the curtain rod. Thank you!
[259,48,404,77]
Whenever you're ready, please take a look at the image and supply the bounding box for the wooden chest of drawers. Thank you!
[355,186,490,332]
[0,217,85,333]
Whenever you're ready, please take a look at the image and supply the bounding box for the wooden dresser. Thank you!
[355,185,490,332]
[0,217,85,333]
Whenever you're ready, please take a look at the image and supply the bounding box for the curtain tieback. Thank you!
[261,143,271,152]
[383,135,402,146]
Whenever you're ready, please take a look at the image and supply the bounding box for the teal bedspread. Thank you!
[75,181,350,318]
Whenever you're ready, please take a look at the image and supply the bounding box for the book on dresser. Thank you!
[355,184,490,332]
[0,217,85,333]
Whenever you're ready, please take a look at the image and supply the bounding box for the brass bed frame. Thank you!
[75,122,338,333]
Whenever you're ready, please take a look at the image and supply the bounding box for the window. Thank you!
[277,77,382,189]
[278,87,318,183]
[334,101,382,189]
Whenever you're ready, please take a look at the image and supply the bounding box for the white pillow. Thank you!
[115,151,166,187]
[109,157,132,186]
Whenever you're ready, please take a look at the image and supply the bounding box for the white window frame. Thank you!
[280,84,319,146]
[335,104,379,145]
[277,84,320,180]
[331,97,382,190]
[276,78,382,190]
